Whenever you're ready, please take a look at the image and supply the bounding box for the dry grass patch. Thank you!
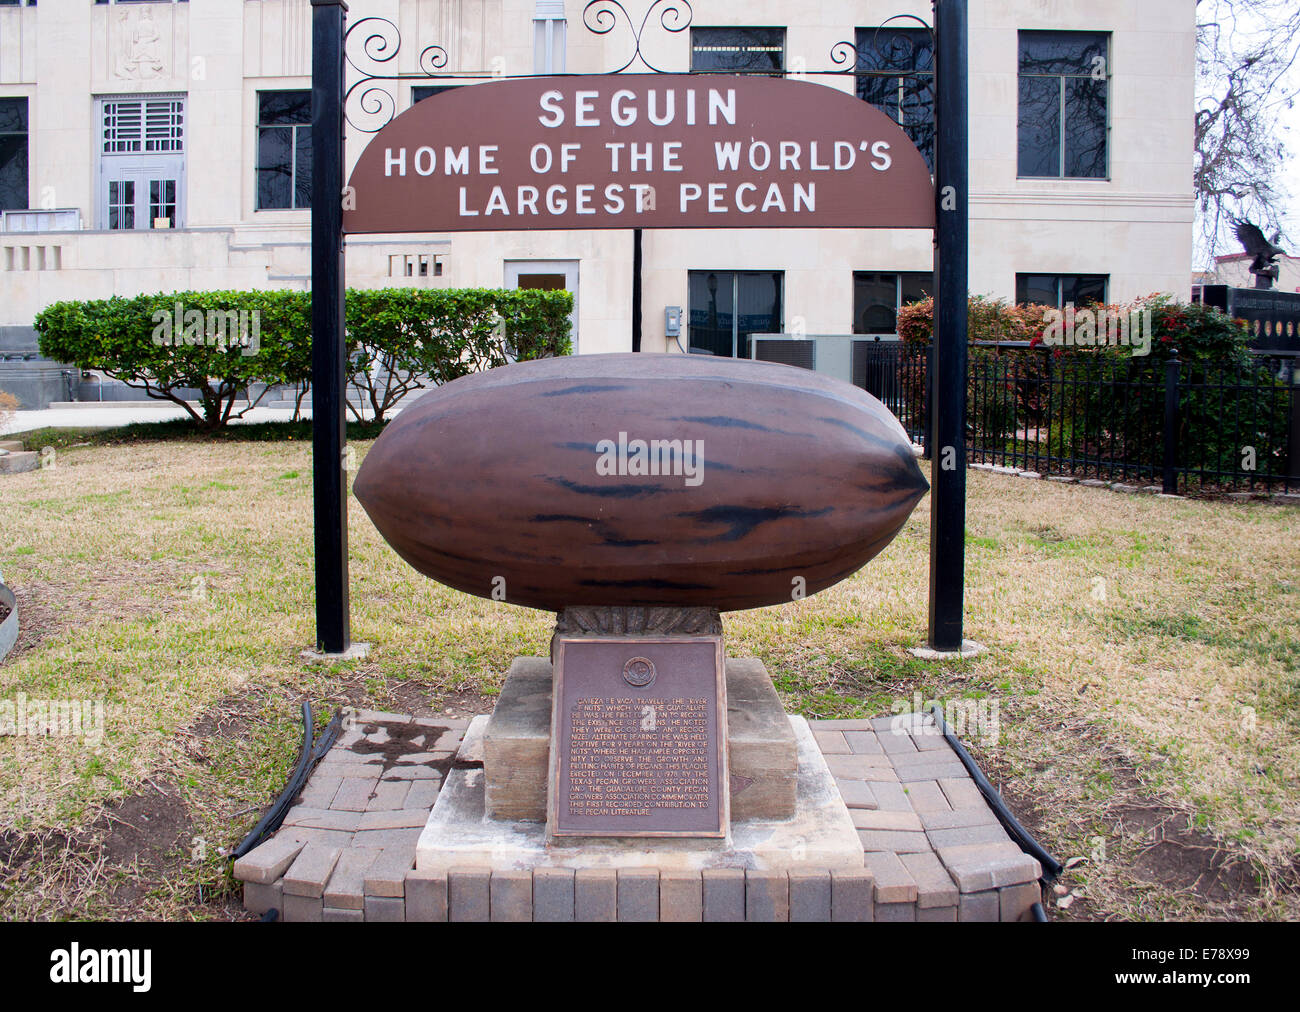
[0,438,1296,919]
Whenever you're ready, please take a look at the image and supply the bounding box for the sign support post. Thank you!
[316,7,958,657]
[632,228,643,352]
[310,0,351,654]
[928,0,971,651]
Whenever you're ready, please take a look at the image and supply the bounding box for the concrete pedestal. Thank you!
[481,654,797,825]
[483,657,552,821]
[416,714,864,872]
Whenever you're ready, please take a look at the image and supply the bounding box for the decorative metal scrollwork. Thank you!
[344,16,448,133]
[828,39,858,72]
[827,14,934,75]
[581,0,693,74]
[337,5,932,133]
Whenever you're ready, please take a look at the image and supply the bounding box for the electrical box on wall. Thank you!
[665,306,682,337]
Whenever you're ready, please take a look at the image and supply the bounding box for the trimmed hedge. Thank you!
[344,288,572,422]
[34,287,573,428]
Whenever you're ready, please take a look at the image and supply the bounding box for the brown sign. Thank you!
[344,74,935,233]
[549,635,727,837]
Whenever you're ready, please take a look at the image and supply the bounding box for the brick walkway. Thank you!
[234,709,1042,921]
[809,713,1040,921]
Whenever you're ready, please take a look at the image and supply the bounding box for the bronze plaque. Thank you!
[549,635,727,837]
[344,74,935,234]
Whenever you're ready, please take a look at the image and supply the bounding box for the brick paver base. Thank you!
[234,710,1042,921]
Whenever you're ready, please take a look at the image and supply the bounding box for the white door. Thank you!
[97,95,186,230]
[101,157,182,230]
[505,260,578,353]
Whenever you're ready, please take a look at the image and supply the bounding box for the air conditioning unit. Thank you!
[1,208,82,233]
[750,335,816,371]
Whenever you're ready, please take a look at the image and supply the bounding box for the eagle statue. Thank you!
[1232,217,1286,289]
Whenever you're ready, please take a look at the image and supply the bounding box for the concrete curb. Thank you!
[0,573,18,664]
[967,461,1298,504]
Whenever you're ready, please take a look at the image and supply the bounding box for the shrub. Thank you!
[897,293,1284,479]
[35,291,307,429]
[897,295,1050,351]
[1021,295,1279,477]
[344,288,572,422]
[35,287,573,428]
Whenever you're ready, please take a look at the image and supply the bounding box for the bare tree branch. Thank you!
[1195,0,1300,265]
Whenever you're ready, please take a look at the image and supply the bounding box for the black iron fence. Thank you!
[851,342,1299,496]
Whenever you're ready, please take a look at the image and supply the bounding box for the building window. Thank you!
[412,85,460,105]
[853,272,933,335]
[855,28,934,171]
[102,95,184,153]
[688,271,783,359]
[150,178,177,228]
[257,90,311,210]
[1016,273,1108,307]
[691,28,785,76]
[97,94,185,229]
[533,0,566,75]
[1017,31,1109,179]
[0,97,28,214]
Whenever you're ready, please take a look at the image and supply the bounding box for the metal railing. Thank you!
[751,334,1299,496]
[962,343,1297,494]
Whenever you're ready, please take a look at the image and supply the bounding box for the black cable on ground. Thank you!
[928,702,1064,885]
[230,702,343,860]
[310,708,344,764]
[1030,902,1049,922]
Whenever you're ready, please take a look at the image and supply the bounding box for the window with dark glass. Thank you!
[0,97,28,214]
[1015,273,1108,307]
[853,271,933,334]
[1017,31,1109,179]
[412,85,460,104]
[690,28,785,76]
[257,91,311,210]
[855,28,934,171]
[108,180,134,230]
[687,271,783,359]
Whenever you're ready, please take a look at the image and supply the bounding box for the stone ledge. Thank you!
[415,716,862,874]
[970,459,1300,504]
[0,450,40,475]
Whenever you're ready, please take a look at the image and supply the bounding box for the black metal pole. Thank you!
[311,0,350,653]
[928,0,969,651]
[632,228,643,352]
[1162,351,1180,495]
[1288,361,1300,492]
